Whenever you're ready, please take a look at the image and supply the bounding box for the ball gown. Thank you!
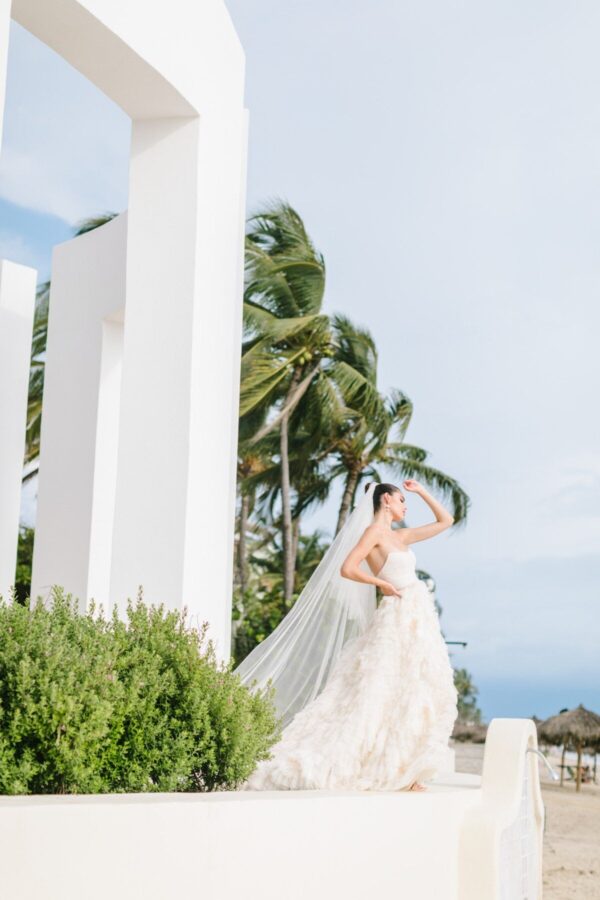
[242,547,459,791]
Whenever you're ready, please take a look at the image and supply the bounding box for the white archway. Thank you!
[0,0,248,658]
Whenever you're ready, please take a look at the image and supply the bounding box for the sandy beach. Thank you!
[453,741,600,899]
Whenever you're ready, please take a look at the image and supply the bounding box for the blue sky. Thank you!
[1,3,599,721]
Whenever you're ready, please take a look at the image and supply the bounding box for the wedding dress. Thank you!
[241,546,459,791]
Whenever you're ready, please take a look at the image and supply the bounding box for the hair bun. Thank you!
[364,481,374,493]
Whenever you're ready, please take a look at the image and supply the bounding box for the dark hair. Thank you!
[364,481,401,512]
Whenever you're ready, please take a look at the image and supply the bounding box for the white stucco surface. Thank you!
[0,720,545,900]
[0,719,544,900]
[0,259,35,600]
[0,775,482,900]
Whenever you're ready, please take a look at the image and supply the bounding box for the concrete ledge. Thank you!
[458,718,545,900]
[0,720,543,900]
[0,772,482,900]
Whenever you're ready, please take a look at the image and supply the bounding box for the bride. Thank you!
[234,479,459,792]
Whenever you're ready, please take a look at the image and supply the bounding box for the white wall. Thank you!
[0,260,35,599]
[0,720,545,900]
[458,718,545,899]
[0,775,482,900]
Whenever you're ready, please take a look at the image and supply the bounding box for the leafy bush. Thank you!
[0,588,281,795]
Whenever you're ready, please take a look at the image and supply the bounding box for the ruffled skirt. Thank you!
[242,578,459,791]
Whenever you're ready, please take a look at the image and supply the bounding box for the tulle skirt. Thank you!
[242,578,459,791]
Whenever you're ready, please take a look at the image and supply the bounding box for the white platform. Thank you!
[0,720,544,900]
[0,773,482,900]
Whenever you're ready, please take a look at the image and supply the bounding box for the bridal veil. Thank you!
[234,483,377,728]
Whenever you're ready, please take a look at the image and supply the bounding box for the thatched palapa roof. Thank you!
[538,704,600,748]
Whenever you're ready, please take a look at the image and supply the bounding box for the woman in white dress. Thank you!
[237,479,459,793]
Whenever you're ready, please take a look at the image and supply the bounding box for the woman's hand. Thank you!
[402,479,423,493]
[379,581,403,598]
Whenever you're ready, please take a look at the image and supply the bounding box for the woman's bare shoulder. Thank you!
[360,523,385,544]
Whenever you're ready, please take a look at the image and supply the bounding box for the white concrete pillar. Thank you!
[182,108,248,657]
[31,216,126,609]
[110,111,248,659]
[0,259,36,599]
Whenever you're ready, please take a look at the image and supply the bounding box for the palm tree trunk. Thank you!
[280,409,295,603]
[238,492,250,595]
[249,362,321,445]
[291,515,300,577]
[336,469,360,534]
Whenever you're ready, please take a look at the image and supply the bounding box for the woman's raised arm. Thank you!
[401,482,454,546]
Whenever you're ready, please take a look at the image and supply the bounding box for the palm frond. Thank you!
[73,213,118,236]
[327,359,384,422]
[330,313,378,382]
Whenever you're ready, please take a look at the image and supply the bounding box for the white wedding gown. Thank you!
[242,548,459,791]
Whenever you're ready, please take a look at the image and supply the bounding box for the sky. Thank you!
[1,2,599,721]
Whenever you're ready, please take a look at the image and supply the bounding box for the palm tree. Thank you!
[236,453,264,597]
[22,279,49,482]
[240,201,328,601]
[235,399,275,597]
[238,416,334,593]
[453,667,483,723]
[241,201,381,602]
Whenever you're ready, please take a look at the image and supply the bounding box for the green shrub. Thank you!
[0,588,281,795]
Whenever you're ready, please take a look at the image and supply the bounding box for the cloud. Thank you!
[0,22,130,226]
[0,147,89,225]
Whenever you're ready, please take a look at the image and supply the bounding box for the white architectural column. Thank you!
[183,109,249,655]
[0,259,36,599]
[31,216,126,608]
[109,111,248,655]
[88,314,124,605]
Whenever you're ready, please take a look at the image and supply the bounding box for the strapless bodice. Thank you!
[376,549,419,588]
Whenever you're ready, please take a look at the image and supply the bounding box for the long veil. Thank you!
[234,483,377,729]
